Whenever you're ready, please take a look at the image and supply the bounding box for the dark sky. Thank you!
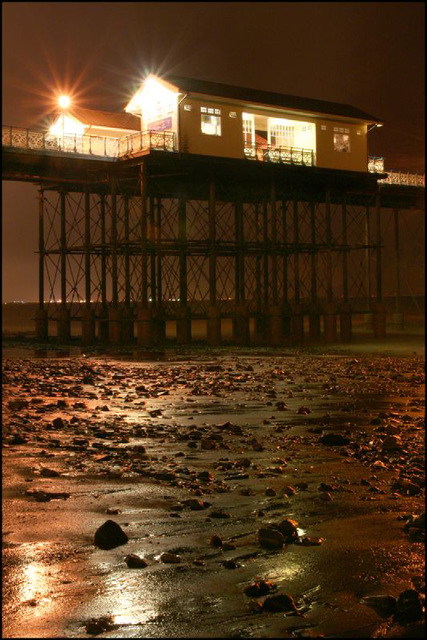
[2,2,425,302]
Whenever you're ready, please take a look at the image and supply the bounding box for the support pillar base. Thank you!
[323,302,337,343]
[233,304,249,346]
[390,312,404,330]
[122,306,135,344]
[290,304,304,345]
[339,302,352,343]
[207,306,221,346]
[81,308,95,345]
[137,306,152,347]
[152,307,166,344]
[108,307,122,344]
[35,308,48,341]
[268,305,284,346]
[373,301,386,339]
[98,307,109,343]
[308,305,321,342]
[56,308,71,343]
[253,312,267,345]
[176,307,191,344]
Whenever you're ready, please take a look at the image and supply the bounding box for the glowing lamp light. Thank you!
[58,95,71,109]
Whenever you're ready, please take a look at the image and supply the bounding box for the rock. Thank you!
[39,467,60,477]
[300,536,325,546]
[209,510,231,519]
[282,485,296,496]
[52,417,65,429]
[276,518,299,538]
[85,616,115,635]
[262,593,299,613]
[265,487,276,496]
[210,535,223,547]
[8,399,29,411]
[395,589,424,621]
[184,498,205,510]
[248,600,263,614]
[125,554,148,568]
[257,527,285,549]
[319,433,350,446]
[223,559,239,569]
[382,435,403,451]
[106,508,121,515]
[160,552,182,564]
[244,580,275,597]
[297,406,311,415]
[94,520,128,550]
[222,542,236,551]
[360,594,397,618]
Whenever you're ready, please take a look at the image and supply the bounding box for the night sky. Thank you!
[2,2,425,302]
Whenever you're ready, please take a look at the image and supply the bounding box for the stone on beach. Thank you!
[94,520,129,549]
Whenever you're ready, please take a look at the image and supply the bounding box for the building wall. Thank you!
[315,119,368,172]
[178,92,369,172]
[179,95,244,158]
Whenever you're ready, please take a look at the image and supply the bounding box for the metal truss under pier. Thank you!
[3,148,425,346]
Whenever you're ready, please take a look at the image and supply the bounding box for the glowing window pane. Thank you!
[201,114,221,136]
[334,133,351,152]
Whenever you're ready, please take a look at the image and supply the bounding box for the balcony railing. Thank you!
[2,126,176,158]
[2,125,424,187]
[368,156,385,173]
[378,170,425,187]
[244,141,314,166]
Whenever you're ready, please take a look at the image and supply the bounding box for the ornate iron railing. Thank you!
[378,170,425,187]
[368,156,385,173]
[3,125,424,186]
[118,130,175,156]
[2,126,176,158]
[244,141,314,166]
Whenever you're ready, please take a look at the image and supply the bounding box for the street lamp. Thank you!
[58,95,71,149]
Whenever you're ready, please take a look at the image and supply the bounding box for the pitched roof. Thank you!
[164,75,383,124]
[62,107,140,131]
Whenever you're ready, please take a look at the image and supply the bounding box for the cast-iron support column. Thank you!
[57,189,70,342]
[392,207,404,328]
[291,192,304,344]
[207,173,221,345]
[340,196,352,341]
[109,175,122,343]
[122,194,134,342]
[323,188,337,343]
[282,199,291,340]
[177,194,191,343]
[269,179,283,345]
[137,162,152,345]
[233,199,249,345]
[373,193,386,338]
[98,193,109,341]
[35,189,48,340]
[82,187,95,344]
[308,199,321,341]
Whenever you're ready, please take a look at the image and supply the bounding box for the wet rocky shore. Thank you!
[2,343,425,638]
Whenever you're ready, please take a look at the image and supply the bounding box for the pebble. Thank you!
[160,552,182,564]
[257,527,285,549]
[262,593,299,613]
[125,554,148,568]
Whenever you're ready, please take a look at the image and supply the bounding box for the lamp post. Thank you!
[58,95,71,150]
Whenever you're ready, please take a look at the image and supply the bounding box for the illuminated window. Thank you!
[334,133,350,152]
[321,125,327,130]
[269,122,294,148]
[229,111,237,118]
[184,104,192,111]
[201,114,221,135]
[242,113,254,144]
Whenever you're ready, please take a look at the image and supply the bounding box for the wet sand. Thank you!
[2,339,425,638]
